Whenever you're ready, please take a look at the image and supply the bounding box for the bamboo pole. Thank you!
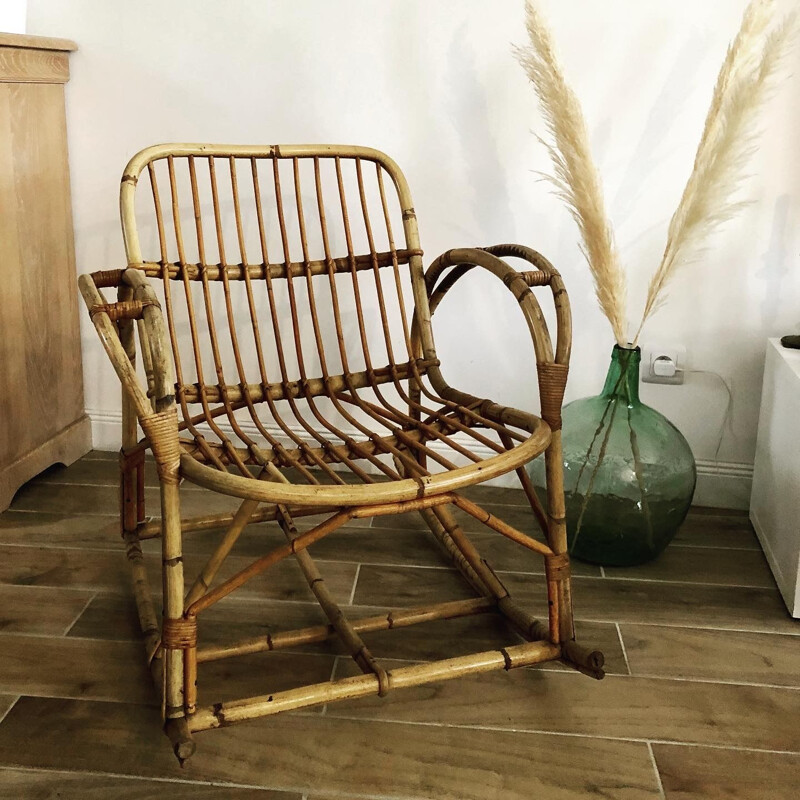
[544,429,575,643]
[185,510,353,616]
[420,503,556,652]
[183,497,260,608]
[417,506,492,598]
[118,283,141,538]
[276,506,390,693]
[198,596,494,663]
[450,494,554,557]
[160,481,187,718]
[133,503,340,540]
[189,639,561,732]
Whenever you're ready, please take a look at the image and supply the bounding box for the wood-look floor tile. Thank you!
[0,630,335,708]
[652,744,800,799]
[68,593,353,653]
[0,696,17,722]
[0,511,121,549]
[689,507,748,516]
[65,593,142,641]
[0,697,662,799]
[307,527,449,567]
[500,572,800,635]
[10,482,242,519]
[354,565,799,635]
[468,531,601,576]
[0,544,128,591]
[673,514,760,550]
[192,553,357,605]
[458,483,529,507]
[200,651,336,707]
[66,587,627,676]
[620,624,800,686]
[306,796,370,800]
[79,450,118,461]
[9,482,129,516]
[0,585,93,635]
[0,769,299,799]
[330,667,800,752]
[604,545,774,587]
[32,454,159,486]
[0,635,151,704]
[0,544,356,604]
[292,512,372,531]
[353,564,475,607]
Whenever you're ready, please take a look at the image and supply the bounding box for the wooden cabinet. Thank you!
[0,33,91,511]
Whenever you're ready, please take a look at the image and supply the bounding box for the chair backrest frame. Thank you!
[118,144,438,410]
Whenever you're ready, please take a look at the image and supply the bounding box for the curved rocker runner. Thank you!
[78,143,604,762]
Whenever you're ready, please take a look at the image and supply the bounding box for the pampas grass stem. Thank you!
[515,1,628,346]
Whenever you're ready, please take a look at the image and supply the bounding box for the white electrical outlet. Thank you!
[641,344,686,385]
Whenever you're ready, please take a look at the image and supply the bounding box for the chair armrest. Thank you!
[78,269,180,474]
[420,245,571,431]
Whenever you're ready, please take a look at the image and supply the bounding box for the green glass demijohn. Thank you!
[528,345,696,566]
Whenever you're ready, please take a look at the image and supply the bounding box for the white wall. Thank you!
[1,0,26,33]
[27,0,800,506]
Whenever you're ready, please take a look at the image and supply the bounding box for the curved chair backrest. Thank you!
[118,144,434,408]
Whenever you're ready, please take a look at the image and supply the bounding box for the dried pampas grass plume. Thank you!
[514,0,628,346]
[634,1,797,341]
[516,0,796,347]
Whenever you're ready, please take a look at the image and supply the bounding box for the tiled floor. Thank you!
[0,451,797,799]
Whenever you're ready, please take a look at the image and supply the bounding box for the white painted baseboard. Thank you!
[87,409,753,509]
[693,459,753,511]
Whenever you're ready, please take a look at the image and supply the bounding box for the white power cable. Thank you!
[687,369,734,465]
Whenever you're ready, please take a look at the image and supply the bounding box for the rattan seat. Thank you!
[177,388,551,506]
[79,143,604,761]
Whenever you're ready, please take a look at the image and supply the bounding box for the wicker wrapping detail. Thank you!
[91,268,126,288]
[521,270,551,287]
[537,362,569,430]
[162,617,197,650]
[545,552,571,582]
[139,407,182,484]
[89,298,161,323]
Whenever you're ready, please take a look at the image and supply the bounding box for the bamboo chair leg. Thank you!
[544,429,575,643]
[161,480,195,762]
[123,528,208,755]
[118,292,143,538]
[117,305,195,761]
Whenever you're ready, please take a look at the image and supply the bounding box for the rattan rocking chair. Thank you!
[78,144,604,762]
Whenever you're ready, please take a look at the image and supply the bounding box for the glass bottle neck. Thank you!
[601,345,641,404]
